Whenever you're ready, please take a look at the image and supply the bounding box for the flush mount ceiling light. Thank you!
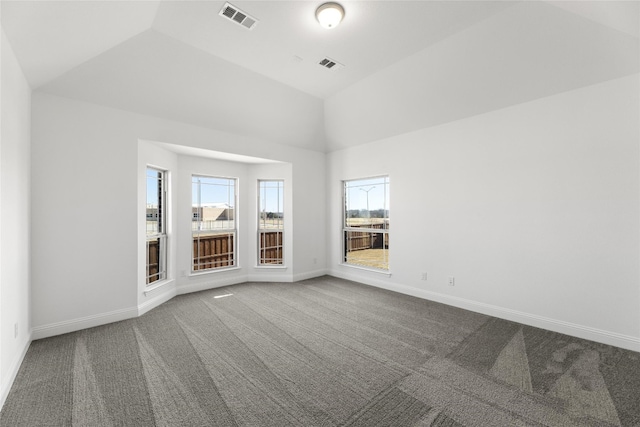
[316,2,344,29]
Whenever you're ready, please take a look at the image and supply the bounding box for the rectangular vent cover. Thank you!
[220,3,258,30]
[319,57,344,71]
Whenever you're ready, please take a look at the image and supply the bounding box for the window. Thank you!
[343,176,389,270]
[146,167,167,284]
[258,180,284,265]
[192,175,237,271]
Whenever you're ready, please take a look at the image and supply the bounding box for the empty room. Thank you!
[1,0,639,425]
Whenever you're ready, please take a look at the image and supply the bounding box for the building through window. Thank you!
[192,175,237,271]
[146,167,167,284]
[343,176,389,270]
[258,180,284,265]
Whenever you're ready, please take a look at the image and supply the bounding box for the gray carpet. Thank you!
[2,276,639,426]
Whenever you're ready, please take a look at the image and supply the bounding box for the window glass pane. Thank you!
[345,176,389,229]
[192,232,235,271]
[193,176,235,232]
[192,175,237,271]
[343,176,389,271]
[146,236,166,283]
[259,231,283,265]
[146,169,163,235]
[146,167,167,284]
[259,180,284,229]
[258,180,284,265]
[343,231,389,270]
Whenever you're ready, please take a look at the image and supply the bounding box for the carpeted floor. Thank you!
[1,276,639,426]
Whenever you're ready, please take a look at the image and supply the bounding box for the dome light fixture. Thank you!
[316,2,345,29]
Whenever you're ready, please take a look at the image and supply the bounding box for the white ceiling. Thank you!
[151,0,516,99]
[324,0,640,150]
[3,0,519,97]
[1,0,161,89]
[2,0,639,152]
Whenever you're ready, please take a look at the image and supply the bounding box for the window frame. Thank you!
[257,180,285,267]
[191,174,238,273]
[146,167,168,285]
[342,175,390,272]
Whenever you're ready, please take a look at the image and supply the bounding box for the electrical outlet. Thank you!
[421,272,428,281]
[14,323,18,338]
[448,277,455,286]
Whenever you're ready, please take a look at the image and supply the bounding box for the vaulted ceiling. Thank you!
[2,1,639,152]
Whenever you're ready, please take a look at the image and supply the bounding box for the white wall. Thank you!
[31,92,326,338]
[290,154,327,280]
[327,74,640,351]
[31,95,139,338]
[1,28,32,404]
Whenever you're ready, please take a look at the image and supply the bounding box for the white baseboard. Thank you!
[138,287,177,316]
[292,268,328,282]
[31,307,138,341]
[329,269,640,352]
[0,333,32,411]
[29,270,327,343]
[247,273,293,282]
[177,275,248,296]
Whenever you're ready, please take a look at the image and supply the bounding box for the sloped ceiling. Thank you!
[150,0,514,98]
[324,1,640,150]
[1,0,161,88]
[36,29,327,151]
[2,1,639,152]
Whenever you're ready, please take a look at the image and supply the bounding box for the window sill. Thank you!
[189,266,242,277]
[254,265,287,270]
[340,263,392,277]
[144,278,173,295]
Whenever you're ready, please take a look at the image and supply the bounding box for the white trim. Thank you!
[144,278,174,295]
[253,265,287,269]
[191,174,238,275]
[329,269,640,352]
[31,307,138,340]
[292,269,328,282]
[257,179,285,266]
[342,175,391,275]
[177,275,248,295]
[0,332,32,411]
[146,166,168,284]
[247,273,292,282]
[138,287,177,316]
[189,266,242,277]
[339,263,391,276]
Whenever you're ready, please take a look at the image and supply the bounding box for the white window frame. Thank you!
[257,180,284,266]
[191,174,238,272]
[146,167,168,285]
[342,175,390,272]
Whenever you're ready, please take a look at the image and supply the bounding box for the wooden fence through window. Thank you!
[147,240,160,284]
[345,223,389,252]
[193,233,235,270]
[259,231,283,265]
[149,228,385,278]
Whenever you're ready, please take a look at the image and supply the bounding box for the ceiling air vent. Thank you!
[219,3,258,30]
[318,57,344,71]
